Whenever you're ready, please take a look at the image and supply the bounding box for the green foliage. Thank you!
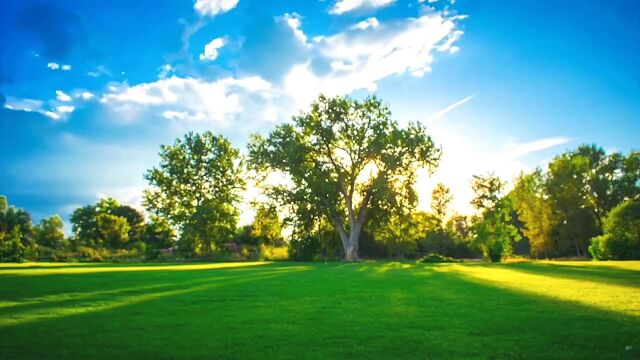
[96,214,131,249]
[70,198,145,247]
[258,244,289,261]
[289,235,321,261]
[376,213,423,258]
[250,205,284,246]
[144,132,244,256]
[589,200,640,260]
[430,183,452,230]
[141,216,176,249]
[248,95,440,260]
[470,176,520,262]
[34,215,65,249]
[0,227,26,262]
[0,196,34,261]
[419,253,460,263]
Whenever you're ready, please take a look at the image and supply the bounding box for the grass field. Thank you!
[1,261,639,359]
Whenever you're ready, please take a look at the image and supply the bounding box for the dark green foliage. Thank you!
[419,253,460,263]
[589,200,640,260]
[289,235,321,261]
[141,216,176,249]
[0,196,34,261]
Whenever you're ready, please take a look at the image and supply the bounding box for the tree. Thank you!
[546,152,599,256]
[144,132,244,256]
[589,200,640,260]
[34,215,65,249]
[96,214,130,249]
[0,196,34,260]
[249,205,284,246]
[430,183,452,230]
[142,216,176,249]
[511,170,557,258]
[248,95,440,261]
[470,174,519,261]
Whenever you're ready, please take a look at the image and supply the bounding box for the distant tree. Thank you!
[142,216,176,249]
[249,205,284,246]
[431,183,452,230]
[111,205,145,242]
[470,175,519,261]
[34,215,65,249]
[589,200,640,260]
[377,212,426,258]
[144,132,244,256]
[546,152,599,256]
[248,95,440,261]
[96,214,130,249]
[511,170,557,258]
[70,204,101,246]
[0,196,34,260]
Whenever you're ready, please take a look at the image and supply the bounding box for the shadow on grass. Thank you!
[0,262,638,360]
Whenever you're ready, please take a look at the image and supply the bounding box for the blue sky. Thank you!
[1,0,639,227]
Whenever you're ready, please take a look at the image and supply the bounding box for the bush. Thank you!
[589,200,640,260]
[419,253,459,263]
[259,245,289,261]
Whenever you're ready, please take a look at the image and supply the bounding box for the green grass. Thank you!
[1,261,639,359]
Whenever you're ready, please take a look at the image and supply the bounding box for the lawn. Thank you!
[0,261,639,359]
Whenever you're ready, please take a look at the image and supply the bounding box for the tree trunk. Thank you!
[338,222,362,262]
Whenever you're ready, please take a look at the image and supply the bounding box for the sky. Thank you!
[1,0,639,230]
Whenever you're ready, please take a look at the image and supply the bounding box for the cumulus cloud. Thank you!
[199,37,225,61]
[329,0,395,15]
[56,90,72,102]
[351,17,380,30]
[194,0,240,17]
[101,75,275,125]
[283,10,465,108]
[279,13,307,44]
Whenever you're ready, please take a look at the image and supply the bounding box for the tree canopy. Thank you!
[248,95,440,260]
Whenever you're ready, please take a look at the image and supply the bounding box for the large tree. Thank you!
[144,131,244,255]
[430,183,453,230]
[248,95,440,261]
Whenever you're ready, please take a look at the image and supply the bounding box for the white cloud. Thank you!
[101,75,274,124]
[56,90,72,102]
[77,91,95,100]
[47,62,71,71]
[3,96,73,120]
[427,94,475,122]
[56,105,75,114]
[199,37,225,61]
[279,13,308,44]
[330,0,395,15]
[351,17,380,30]
[284,10,465,108]
[194,0,239,17]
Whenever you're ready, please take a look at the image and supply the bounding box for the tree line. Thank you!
[1,95,638,262]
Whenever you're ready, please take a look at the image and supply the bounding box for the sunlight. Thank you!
[438,263,640,317]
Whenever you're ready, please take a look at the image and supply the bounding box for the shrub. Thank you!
[419,253,459,263]
[589,201,640,260]
[259,245,289,261]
